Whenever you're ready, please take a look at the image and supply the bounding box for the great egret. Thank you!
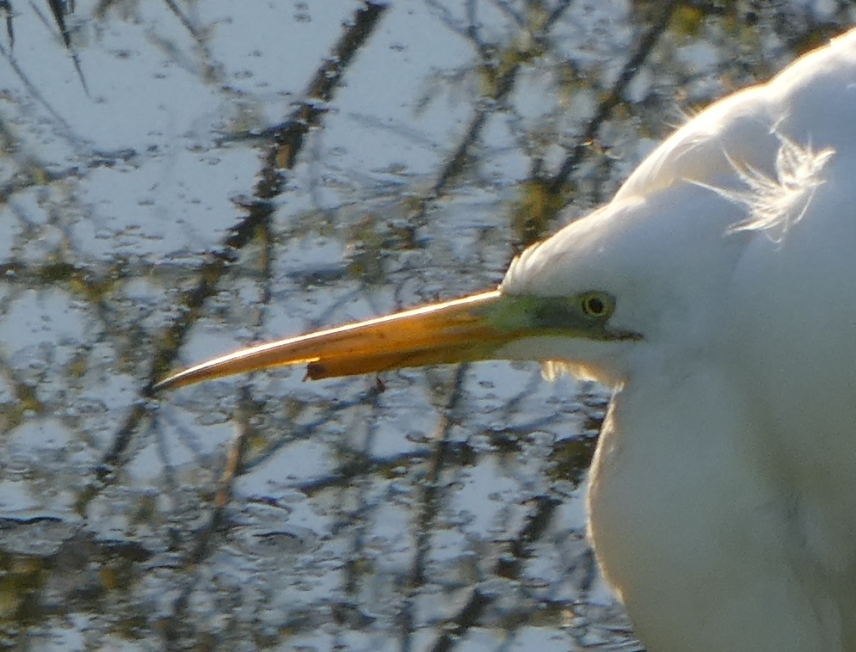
[156,29,856,652]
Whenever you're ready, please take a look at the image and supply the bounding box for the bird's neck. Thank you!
[587,363,841,652]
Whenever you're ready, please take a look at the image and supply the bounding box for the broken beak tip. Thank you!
[304,362,326,381]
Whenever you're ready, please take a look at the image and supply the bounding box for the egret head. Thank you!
[496,180,751,385]
[154,174,752,393]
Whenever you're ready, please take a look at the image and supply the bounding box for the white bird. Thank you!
[156,28,856,652]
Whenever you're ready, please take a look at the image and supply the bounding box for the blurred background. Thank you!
[0,1,853,650]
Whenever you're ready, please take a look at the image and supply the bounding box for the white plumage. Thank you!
[159,29,856,651]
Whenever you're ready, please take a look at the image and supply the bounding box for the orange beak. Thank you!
[154,290,513,391]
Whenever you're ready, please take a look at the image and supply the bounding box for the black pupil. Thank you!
[586,296,605,315]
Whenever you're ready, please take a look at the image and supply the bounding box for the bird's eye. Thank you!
[580,292,612,319]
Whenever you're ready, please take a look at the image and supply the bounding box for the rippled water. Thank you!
[0,1,851,650]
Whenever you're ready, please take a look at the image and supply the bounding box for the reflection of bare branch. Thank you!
[412,0,576,230]
[93,2,389,489]
[428,495,562,652]
[548,1,680,194]
[488,0,525,27]
[161,386,254,649]
[0,39,82,140]
[45,0,71,48]
[545,0,573,30]
[0,1,11,46]
[337,386,383,597]
[424,0,475,40]
[293,449,432,494]
[161,0,203,43]
[259,1,389,173]
[398,364,468,650]
[507,1,679,247]
[29,0,89,94]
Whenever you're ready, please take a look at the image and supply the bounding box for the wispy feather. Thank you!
[712,134,834,240]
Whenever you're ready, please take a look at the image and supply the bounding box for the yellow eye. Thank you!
[580,292,612,318]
